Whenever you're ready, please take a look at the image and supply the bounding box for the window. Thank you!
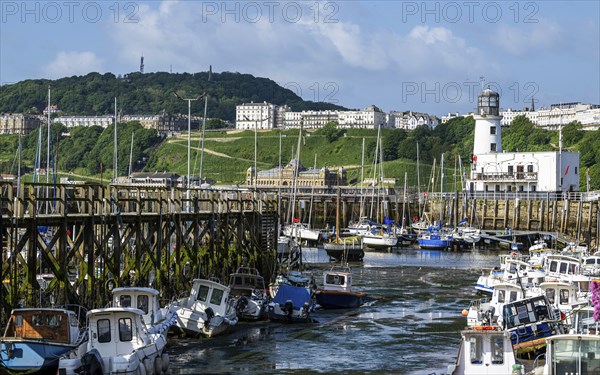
[137,295,149,314]
[546,289,556,304]
[527,165,534,173]
[118,318,133,341]
[469,336,483,364]
[550,261,558,273]
[490,143,497,151]
[197,285,210,302]
[210,288,224,305]
[519,185,524,192]
[508,165,514,174]
[560,289,570,305]
[497,290,505,303]
[495,185,500,192]
[490,126,496,135]
[119,295,132,308]
[491,336,504,364]
[97,319,111,343]
[531,185,537,192]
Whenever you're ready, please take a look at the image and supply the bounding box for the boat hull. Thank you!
[315,290,366,309]
[323,243,364,261]
[0,341,74,374]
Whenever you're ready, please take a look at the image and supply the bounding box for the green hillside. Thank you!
[0,71,346,121]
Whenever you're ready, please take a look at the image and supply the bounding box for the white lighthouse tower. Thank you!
[468,86,579,194]
[472,87,502,156]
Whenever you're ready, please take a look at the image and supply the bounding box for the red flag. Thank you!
[293,218,299,223]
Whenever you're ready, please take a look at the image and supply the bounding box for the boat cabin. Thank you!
[2,308,80,345]
[543,254,581,283]
[542,335,600,375]
[447,327,521,375]
[111,287,165,327]
[323,268,353,292]
[87,308,148,362]
[184,279,232,316]
[228,267,266,297]
[582,255,600,276]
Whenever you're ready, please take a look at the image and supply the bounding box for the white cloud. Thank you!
[490,19,566,57]
[44,51,105,79]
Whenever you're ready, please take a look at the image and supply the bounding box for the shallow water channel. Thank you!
[167,247,501,374]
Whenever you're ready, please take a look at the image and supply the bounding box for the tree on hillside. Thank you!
[503,115,551,152]
[317,121,343,143]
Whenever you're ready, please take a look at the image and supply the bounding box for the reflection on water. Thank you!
[168,247,501,374]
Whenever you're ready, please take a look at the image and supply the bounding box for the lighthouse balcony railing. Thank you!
[471,171,537,182]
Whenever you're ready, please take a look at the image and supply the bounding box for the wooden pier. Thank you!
[1,182,599,324]
[0,182,278,322]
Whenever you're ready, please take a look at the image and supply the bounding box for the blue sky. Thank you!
[1,1,598,116]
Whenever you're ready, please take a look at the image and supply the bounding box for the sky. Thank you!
[1,1,599,116]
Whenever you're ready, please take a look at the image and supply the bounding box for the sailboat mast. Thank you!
[46,86,51,183]
[128,132,135,176]
[369,126,380,219]
[359,137,365,218]
[416,142,421,218]
[440,154,444,226]
[114,97,118,180]
[308,154,317,227]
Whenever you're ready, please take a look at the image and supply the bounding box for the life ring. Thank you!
[106,278,118,291]
[412,216,419,223]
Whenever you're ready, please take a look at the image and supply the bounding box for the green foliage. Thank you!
[316,121,343,142]
[0,71,345,121]
[502,115,552,152]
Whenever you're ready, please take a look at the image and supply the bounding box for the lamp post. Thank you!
[174,92,203,188]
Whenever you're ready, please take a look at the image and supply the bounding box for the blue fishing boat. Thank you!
[0,307,87,374]
[315,265,366,309]
[499,295,564,357]
[267,283,315,323]
[418,225,453,250]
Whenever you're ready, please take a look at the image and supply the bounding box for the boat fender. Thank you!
[137,361,147,375]
[161,352,170,373]
[153,356,162,375]
[204,307,215,327]
[143,357,154,375]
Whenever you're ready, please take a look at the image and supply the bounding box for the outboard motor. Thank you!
[75,349,104,375]
[282,300,294,321]
[236,296,249,315]
[301,302,310,320]
[204,307,215,328]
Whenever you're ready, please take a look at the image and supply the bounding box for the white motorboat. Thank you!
[282,222,321,243]
[228,267,269,321]
[361,228,398,249]
[111,287,174,328]
[58,307,172,375]
[169,278,238,337]
[530,305,600,375]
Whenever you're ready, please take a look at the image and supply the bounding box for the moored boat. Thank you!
[315,265,366,309]
[446,325,524,375]
[57,307,172,375]
[0,307,87,375]
[267,283,315,323]
[168,278,238,337]
[228,267,269,321]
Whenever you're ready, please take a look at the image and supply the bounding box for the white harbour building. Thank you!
[468,88,579,193]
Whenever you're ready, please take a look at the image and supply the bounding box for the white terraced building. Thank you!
[468,88,580,193]
[500,103,600,130]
